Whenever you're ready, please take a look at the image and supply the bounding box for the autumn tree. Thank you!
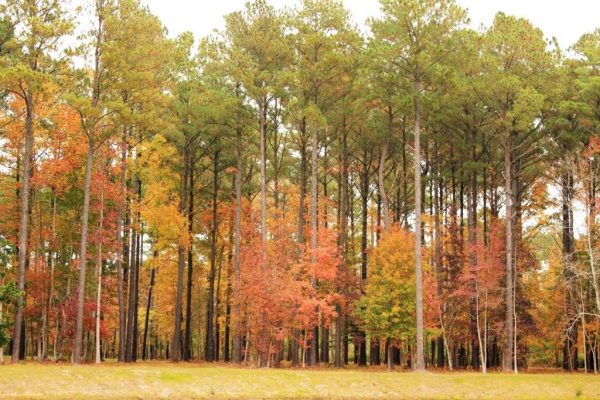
[371,0,467,370]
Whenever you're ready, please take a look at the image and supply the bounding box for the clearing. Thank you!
[0,363,598,399]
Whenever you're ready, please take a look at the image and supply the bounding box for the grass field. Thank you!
[0,362,598,399]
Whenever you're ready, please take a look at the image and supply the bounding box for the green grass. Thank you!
[0,362,598,399]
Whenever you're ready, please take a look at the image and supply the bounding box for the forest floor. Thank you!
[0,362,598,399]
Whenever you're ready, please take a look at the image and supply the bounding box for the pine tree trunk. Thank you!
[503,131,514,372]
[293,124,308,366]
[125,176,140,362]
[142,264,156,361]
[117,129,128,362]
[468,166,479,370]
[184,149,195,361]
[95,188,105,363]
[414,78,425,371]
[171,145,189,362]
[12,96,33,363]
[309,123,319,366]
[224,207,235,362]
[260,99,268,260]
[215,245,224,362]
[379,108,391,231]
[358,150,369,366]
[335,122,348,369]
[232,126,243,363]
[206,146,220,362]
[562,171,578,371]
[74,138,94,364]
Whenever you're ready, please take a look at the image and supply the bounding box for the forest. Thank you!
[1,0,600,376]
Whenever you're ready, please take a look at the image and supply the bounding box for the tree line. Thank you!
[1,0,600,373]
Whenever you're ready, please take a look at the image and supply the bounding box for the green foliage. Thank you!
[356,229,416,342]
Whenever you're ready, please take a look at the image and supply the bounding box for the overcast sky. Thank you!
[142,0,600,49]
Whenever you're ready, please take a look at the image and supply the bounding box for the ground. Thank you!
[0,362,598,399]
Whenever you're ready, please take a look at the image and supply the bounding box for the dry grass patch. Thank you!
[0,362,597,399]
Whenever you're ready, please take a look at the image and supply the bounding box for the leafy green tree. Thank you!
[371,0,466,370]
[483,12,553,372]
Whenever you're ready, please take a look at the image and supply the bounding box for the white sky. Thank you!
[143,0,600,49]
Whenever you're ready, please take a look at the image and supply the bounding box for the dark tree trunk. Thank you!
[562,171,578,371]
[293,121,308,367]
[142,264,156,361]
[358,148,369,367]
[184,148,195,362]
[132,221,141,362]
[334,122,348,368]
[125,176,140,363]
[117,129,128,362]
[232,125,243,363]
[224,207,235,363]
[171,144,189,362]
[12,99,34,363]
[215,245,224,362]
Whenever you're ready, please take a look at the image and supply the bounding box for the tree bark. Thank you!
[293,121,308,366]
[95,187,105,363]
[142,264,156,361]
[184,148,195,361]
[379,107,391,232]
[414,78,425,371]
[232,126,243,363]
[562,171,578,371]
[358,148,369,367]
[503,131,515,372]
[12,93,33,363]
[171,144,189,361]
[74,138,94,364]
[205,145,220,362]
[117,129,128,362]
[334,122,348,368]
[310,123,319,366]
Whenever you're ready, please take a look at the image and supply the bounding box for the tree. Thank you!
[356,228,415,370]
[0,0,72,363]
[291,0,362,367]
[371,0,466,370]
[483,12,553,372]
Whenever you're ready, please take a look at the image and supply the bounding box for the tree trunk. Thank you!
[358,149,369,367]
[414,78,425,371]
[379,108,391,231]
[293,123,308,366]
[142,264,156,361]
[335,122,348,369]
[503,131,515,372]
[184,148,195,361]
[260,98,268,260]
[309,122,319,366]
[125,176,140,362]
[206,145,220,362]
[402,116,409,228]
[215,245,224,362]
[117,129,128,362]
[171,144,189,362]
[562,170,578,371]
[468,166,479,370]
[232,126,243,363]
[224,206,235,362]
[95,187,105,363]
[74,138,94,364]
[12,96,34,363]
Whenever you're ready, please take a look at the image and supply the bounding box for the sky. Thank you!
[142,0,600,49]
